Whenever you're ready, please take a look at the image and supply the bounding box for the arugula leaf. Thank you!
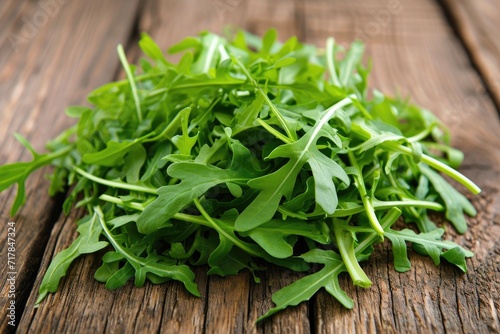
[385,228,473,272]
[0,136,71,215]
[95,206,200,296]
[0,30,480,322]
[258,249,352,321]
[36,213,108,306]
[260,208,402,321]
[241,219,330,258]
[137,140,262,234]
[420,164,477,233]
[235,96,353,231]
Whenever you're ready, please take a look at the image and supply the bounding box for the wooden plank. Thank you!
[19,205,210,333]
[16,0,311,333]
[0,1,25,49]
[301,0,500,333]
[140,1,311,332]
[441,0,500,110]
[0,0,141,332]
[8,0,500,333]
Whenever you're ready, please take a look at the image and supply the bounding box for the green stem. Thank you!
[420,154,480,194]
[95,206,143,266]
[203,36,219,74]
[347,151,384,236]
[326,38,341,87]
[98,194,145,211]
[332,219,372,288]
[98,194,209,226]
[355,208,401,253]
[74,167,157,194]
[193,198,262,257]
[351,123,480,195]
[257,119,293,144]
[373,199,443,212]
[232,56,296,141]
[171,80,244,91]
[407,126,435,143]
[38,145,73,165]
[277,198,442,220]
[117,44,142,123]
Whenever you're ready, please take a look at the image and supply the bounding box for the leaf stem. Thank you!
[193,198,262,257]
[203,36,219,74]
[74,167,157,194]
[373,199,443,212]
[420,154,480,194]
[231,56,296,141]
[117,44,142,122]
[351,123,481,194]
[347,151,384,236]
[332,219,372,288]
[98,194,145,211]
[277,198,442,220]
[326,38,341,87]
[354,208,401,253]
[98,194,210,226]
[257,119,293,144]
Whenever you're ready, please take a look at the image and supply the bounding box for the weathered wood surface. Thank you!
[0,0,497,333]
[441,0,500,110]
[303,1,500,333]
[0,1,141,333]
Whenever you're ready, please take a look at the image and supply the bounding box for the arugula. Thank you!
[1,29,480,321]
[36,213,108,306]
[235,97,352,231]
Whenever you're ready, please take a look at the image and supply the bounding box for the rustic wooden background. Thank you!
[1,0,499,333]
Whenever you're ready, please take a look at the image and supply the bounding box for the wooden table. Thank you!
[1,0,499,333]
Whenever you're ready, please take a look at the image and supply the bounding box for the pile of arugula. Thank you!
[0,29,480,320]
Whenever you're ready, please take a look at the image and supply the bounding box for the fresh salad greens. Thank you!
[0,29,480,320]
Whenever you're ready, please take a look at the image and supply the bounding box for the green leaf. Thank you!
[137,141,261,234]
[261,28,277,55]
[96,206,200,296]
[385,228,473,272]
[36,237,82,306]
[339,41,364,87]
[105,262,135,289]
[139,32,168,64]
[258,249,353,321]
[1,30,481,322]
[420,164,476,233]
[78,213,109,254]
[242,219,330,258]
[232,92,265,135]
[235,97,353,231]
[36,213,108,306]
[171,107,198,156]
[82,130,156,167]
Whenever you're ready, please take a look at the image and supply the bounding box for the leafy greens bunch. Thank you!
[1,29,480,320]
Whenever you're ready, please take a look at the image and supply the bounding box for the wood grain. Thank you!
[141,1,311,332]
[0,0,141,332]
[18,1,312,333]
[3,0,499,333]
[302,0,500,333]
[441,0,500,110]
